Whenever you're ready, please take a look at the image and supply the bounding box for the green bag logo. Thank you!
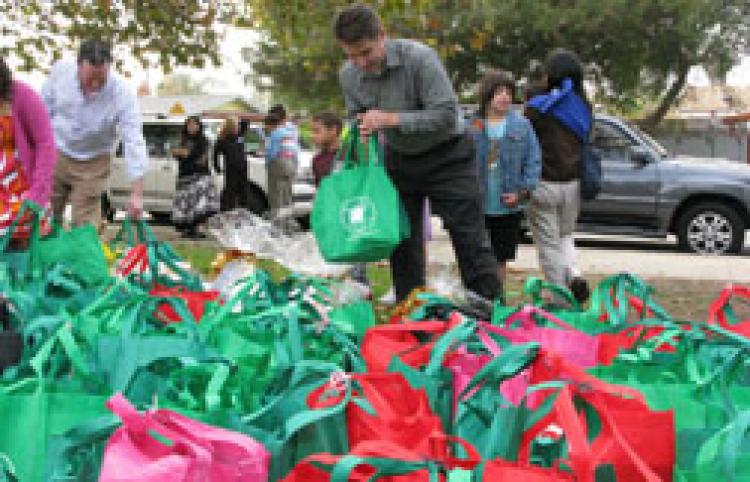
[340,196,378,236]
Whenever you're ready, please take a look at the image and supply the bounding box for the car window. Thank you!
[142,124,183,159]
[593,122,636,149]
[625,121,669,157]
[592,121,637,163]
[244,127,264,154]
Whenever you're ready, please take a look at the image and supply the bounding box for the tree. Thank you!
[0,1,240,74]
[245,0,749,123]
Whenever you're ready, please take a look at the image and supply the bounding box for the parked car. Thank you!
[578,114,750,255]
[105,116,315,222]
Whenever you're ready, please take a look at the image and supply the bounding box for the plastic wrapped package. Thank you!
[207,209,349,277]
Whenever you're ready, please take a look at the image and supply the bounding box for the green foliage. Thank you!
[245,0,749,122]
[0,0,238,74]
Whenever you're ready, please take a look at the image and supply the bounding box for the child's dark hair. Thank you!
[334,4,383,43]
[477,69,516,118]
[264,111,282,128]
[544,48,590,107]
[269,103,287,121]
[312,112,343,132]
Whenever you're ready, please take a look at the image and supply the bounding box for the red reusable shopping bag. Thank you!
[361,321,451,372]
[307,372,445,458]
[707,285,750,337]
[478,459,575,482]
[521,355,675,482]
[149,285,220,324]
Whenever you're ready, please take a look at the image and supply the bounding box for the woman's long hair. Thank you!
[219,117,237,140]
[544,48,590,108]
[0,56,12,103]
[181,115,205,143]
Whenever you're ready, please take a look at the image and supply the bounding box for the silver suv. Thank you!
[105,116,315,222]
[579,114,750,255]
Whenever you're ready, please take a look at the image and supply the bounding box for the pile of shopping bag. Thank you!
[1,202,749,481]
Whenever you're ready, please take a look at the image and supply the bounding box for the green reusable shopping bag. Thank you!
[453,343,542,461]
[240,361,350,482]
[44,414,120,482]
[0,454,17,482]
[0,203,37,280]
[37,223,109,287]
[0,333,111,482]
[0,201,109,288]
[311,124,409,262]
[328,300,377,339]
[675,410,750,482]
[522,273,672,335]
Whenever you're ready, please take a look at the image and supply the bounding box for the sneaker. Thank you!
[380,287,396,305]
[569,277,590,305]
[182,231,207,240]
[348,280,372,301]
[463,291,495,321]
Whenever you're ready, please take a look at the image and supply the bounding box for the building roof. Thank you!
[675,85,750,116]
[138,95,258,117]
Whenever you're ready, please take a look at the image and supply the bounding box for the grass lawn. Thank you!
[171,242,742,323]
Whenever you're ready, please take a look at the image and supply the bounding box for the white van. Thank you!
[105,116,315,222]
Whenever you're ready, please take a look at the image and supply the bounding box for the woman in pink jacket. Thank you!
[0,56,56,245]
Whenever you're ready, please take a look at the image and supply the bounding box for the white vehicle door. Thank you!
[244,126,267,191]
[143,123,182,213]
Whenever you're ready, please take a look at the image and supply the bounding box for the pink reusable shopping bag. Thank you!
[446,305,599,407]
[99,393,269,482]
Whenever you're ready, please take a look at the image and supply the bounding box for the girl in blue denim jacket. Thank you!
[470,70,541,284]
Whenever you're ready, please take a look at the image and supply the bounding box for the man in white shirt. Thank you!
[42,39,148,228]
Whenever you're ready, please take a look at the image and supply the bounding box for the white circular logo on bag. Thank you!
[340,196,378,236]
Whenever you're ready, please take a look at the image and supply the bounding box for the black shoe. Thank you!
[181,230,206,240]
[569,277,590,305]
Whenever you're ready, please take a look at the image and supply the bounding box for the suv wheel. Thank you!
[676,201,745,255]
[245,187,269,216]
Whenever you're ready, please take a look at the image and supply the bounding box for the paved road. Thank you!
[429,226,750,282]
[134,219,750,283]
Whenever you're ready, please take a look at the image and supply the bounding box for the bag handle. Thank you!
[707,285,750,331]
[105,393,213,467]
[594,273,672,325]
[523,277,580,310]
[429,434,481,471]
[695,409,750,480]
[497,305,579,331]
[458,342,540,401]
[0,200,42,253]
[331,440,441,482]
[0,453,17,482]
[520,385,662,482]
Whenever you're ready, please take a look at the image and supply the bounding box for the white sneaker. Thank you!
[380,287,396,305]
[349,280,372,301]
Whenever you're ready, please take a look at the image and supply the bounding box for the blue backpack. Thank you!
[580,141,602,201]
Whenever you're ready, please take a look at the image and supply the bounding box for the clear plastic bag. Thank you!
[207,209,349,277]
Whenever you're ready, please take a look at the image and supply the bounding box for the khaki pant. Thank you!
[51,151,111,229]
[266,158,295,213]
[528,179,581,286]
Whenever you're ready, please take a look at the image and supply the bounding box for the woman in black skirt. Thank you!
[171,115,219,238]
